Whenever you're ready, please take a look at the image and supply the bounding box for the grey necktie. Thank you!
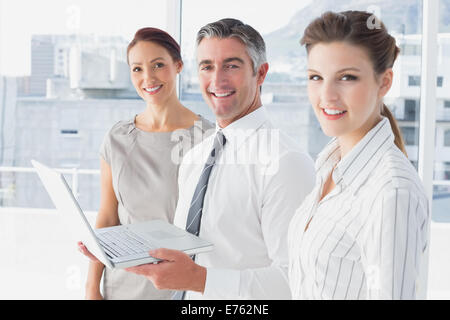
[185,130,226,236]
[172,130,226,300]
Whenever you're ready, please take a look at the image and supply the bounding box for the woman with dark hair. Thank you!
[288,11,429,299]
[78,27,213,300]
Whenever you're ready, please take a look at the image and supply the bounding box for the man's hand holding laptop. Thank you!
[125,248,206,293]
[78,242,207,293]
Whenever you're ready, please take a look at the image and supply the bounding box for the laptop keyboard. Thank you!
[96,229,155,259]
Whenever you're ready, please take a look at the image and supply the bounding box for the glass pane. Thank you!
[180,0,327,156]
[0,0,168,299]
[0,0,167,212]
[181,0,423,161]
[433,0,450,223]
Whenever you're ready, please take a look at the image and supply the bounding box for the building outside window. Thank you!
[408,75,443,87]
[402,126,419,145]
[409,75,421,86]
[445,100,450,108]
[404,99,419,120]
[444,129,450,147]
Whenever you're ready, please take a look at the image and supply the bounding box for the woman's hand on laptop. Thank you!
[77,241,101,263]
[125,248,206,293]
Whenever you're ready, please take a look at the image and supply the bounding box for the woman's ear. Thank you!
[176,60,183,74]
[378,68,393,98]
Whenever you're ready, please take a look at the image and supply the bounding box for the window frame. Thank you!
[417,0,439,300]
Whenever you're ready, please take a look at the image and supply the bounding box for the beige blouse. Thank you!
[99,114,214,300]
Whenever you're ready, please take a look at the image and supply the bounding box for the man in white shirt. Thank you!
[125,18,315,299]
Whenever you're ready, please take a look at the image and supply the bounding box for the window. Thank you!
[401,44,422,56]
[60,129,78,135]
[434,0,450,198]
[2,0,447,300]
[404,99,419,120]
[426,1,450,299]
[0,1,167,210]
[401,126,418,145]
[408,76,444,87]
[409,75,421,86]
[181,0,423,162]
[180,0,330,159]
[408,76,443,87]
[0,0,168,299]
[445,130,450,147]
[444,162,450,180]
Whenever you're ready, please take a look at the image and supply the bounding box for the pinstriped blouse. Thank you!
[288,117,429,300]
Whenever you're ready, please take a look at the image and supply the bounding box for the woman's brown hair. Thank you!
[301,11,407,155]
[127,27,182,65]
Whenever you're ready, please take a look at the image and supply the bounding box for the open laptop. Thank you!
[31,159,213,269]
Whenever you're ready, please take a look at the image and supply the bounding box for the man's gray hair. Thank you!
[196,18,267,75]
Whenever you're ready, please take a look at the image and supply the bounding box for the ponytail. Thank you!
[381,104,407,156]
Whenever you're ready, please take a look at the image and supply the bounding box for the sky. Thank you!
[0,0,311,76]
[180,0,312,61]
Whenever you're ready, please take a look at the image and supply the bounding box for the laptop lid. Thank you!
[31,159,113,268]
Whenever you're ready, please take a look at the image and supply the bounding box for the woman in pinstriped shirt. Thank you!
[288,11,429,299]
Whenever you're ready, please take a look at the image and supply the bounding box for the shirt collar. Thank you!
[315,137,340,172]
[217,106,269,149]
[126,116,137,134]
[317,117,395,194]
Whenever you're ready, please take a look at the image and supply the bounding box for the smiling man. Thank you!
[197,36,263,127]
[125,18,315,300]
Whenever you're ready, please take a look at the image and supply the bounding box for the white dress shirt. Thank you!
[288,117,429,300]
[174,106,315,299]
